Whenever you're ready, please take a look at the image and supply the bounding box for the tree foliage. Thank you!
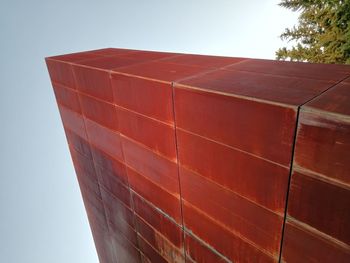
[276,0,350,64]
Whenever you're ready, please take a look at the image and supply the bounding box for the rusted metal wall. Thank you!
[46,49,350,263]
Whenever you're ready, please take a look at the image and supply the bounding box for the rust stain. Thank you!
[154,232,185,263]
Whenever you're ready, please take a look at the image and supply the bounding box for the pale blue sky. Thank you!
[0,1,298,262]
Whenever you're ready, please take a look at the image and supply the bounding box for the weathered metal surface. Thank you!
[282,79,350,262]
[46,48,350,262]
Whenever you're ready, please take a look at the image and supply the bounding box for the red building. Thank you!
[46,48,350,262]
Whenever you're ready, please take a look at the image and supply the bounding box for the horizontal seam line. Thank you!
[174,83,298,109]
[135,214,183,251]
[116,104,174,127]
[177,127,289,169]
[125,163,180,199]
[136,234,172,261]
[286,216,350,250]
[107,219,138,247]
[120,133,177,163]
[182,186,281,239]
[179,164,284,217]
[184,230,232,263]
[131,191,181,227]
[184,201,279,260]
[302,105,350,122]
[52,80,175,127]
[293,165,350,190]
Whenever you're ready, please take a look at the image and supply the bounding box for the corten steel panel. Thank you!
[173,62,348,262]
[109,58,217,262]
[46,48,350,263]
[281,79,350,262]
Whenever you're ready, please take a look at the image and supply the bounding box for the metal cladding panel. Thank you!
[46,48,350,263]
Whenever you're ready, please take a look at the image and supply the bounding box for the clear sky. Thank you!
[0,1,298,262]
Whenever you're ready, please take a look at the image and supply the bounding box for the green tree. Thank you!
[276,0,350,64]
